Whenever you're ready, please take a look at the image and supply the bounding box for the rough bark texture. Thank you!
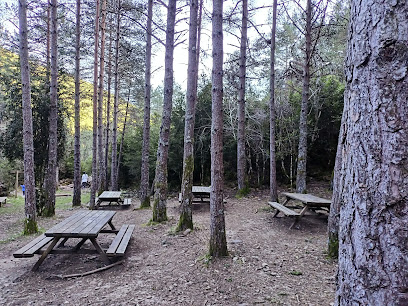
[110,0,121,191]
[90,0,100,209]
[209,0,227,258]
[19,0,38,234]
[269,0,278,202]
[117,89,130,182]
[104,13,113,191]
[335,1,408,304]
[72,0,81,207]
[236,0,247,193]
[97,0,107,194]
[43,0,58,217]
[152,0,177,223]
[140,0,153,209]
[177,0,199,232]
[295,0,312,193]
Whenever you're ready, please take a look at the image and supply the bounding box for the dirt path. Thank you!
[0,184,336,305]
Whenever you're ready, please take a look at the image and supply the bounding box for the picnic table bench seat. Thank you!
[106,224,135,256]
[268,201,300,217]
[13,234,54,258]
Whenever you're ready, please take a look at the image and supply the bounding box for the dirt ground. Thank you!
[0,182,337,305]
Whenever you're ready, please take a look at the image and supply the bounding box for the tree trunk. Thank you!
[269,0,278,202]
[90,0,100,209]
[237,0,247,194]
[110,0,121,191]
[140,0,153,208]
[97,0,107,194]
[152,0,177,223]
[295,0,312,193]
[116,88,130,183]
[19,0,38,234]
[335,1,408,304]
[209,0,227,258]
[177,0,199,232]
[327,108,346,258]
[72,0,81,207]
[104,12,114,191]
[43,0,58,217]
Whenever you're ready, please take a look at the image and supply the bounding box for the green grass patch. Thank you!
[289,270,303,276]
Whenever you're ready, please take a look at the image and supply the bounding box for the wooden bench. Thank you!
[0,197,7,207]
[106,224,135,256]
[268,201,300,216]
[123,198,132,205]
[13,234,54,258]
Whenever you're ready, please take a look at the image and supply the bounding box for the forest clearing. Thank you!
[0,0,407,304]
[1,182,335,305]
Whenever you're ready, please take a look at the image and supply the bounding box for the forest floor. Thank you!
[0,181,336,305]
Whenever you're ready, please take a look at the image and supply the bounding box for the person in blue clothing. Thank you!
[21,184,25,196]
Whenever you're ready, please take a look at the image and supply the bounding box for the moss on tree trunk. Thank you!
[24,218,38,235]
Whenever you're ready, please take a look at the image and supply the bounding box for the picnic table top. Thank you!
[45,210,116,238]
[99,191,122,199]
[281,192,331,206]
[192,186,211,193]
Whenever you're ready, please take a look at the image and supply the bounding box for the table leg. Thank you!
[273,198,291,217]
[289,205,309,229]
[89,238,111,265]
[108,220,116,231]
[32,237,61,271]
[73,238,88,251]
[58,238,69,248]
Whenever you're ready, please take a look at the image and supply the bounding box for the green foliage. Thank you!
[327,233,339,259]
[289,270,303,276]
[23,218,38,235]
[236,184,250,198]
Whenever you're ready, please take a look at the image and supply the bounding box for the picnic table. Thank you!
[269,192,331,229]
[96,191,132,208]
[13,210,135,271]
[178,186,211,203]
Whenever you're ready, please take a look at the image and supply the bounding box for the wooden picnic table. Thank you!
[269,192,331,229]
[97,191,123,207]
[179,186,211,203]
[14,210,135,271]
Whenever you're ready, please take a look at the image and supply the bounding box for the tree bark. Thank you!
[152,0,177,223]
[237,0,248,194]
[177,0,199,232]
[110,0,121,191]
[104,12,113,191]
[90,0,100,209]
[97,0,107,194]
[140,0,153,208]
[43,0,58,217]
[117,88,130,183]
[335,0,408,304]
[19,0,38,234]
[269,0,278,202]
[209,0,227,258]
[295,0,312,193]
[72,0,81,207]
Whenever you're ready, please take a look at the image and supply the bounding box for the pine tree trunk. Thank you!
[177,0,199,232]
[19,0,38,234]
[90,0,100,209]
[335,1,408,304]
[269,0,278,202]
[140,0,153,208]
[72,0,81,207]
[237,0,247,193]
[209,0,227,258]
[104,13,113,191]
[97,0,107,194]
[117,89,130,183]
[295,0,312,193]
[110,0,121,191]
[43,0,58,217]
[152,0,177,223]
